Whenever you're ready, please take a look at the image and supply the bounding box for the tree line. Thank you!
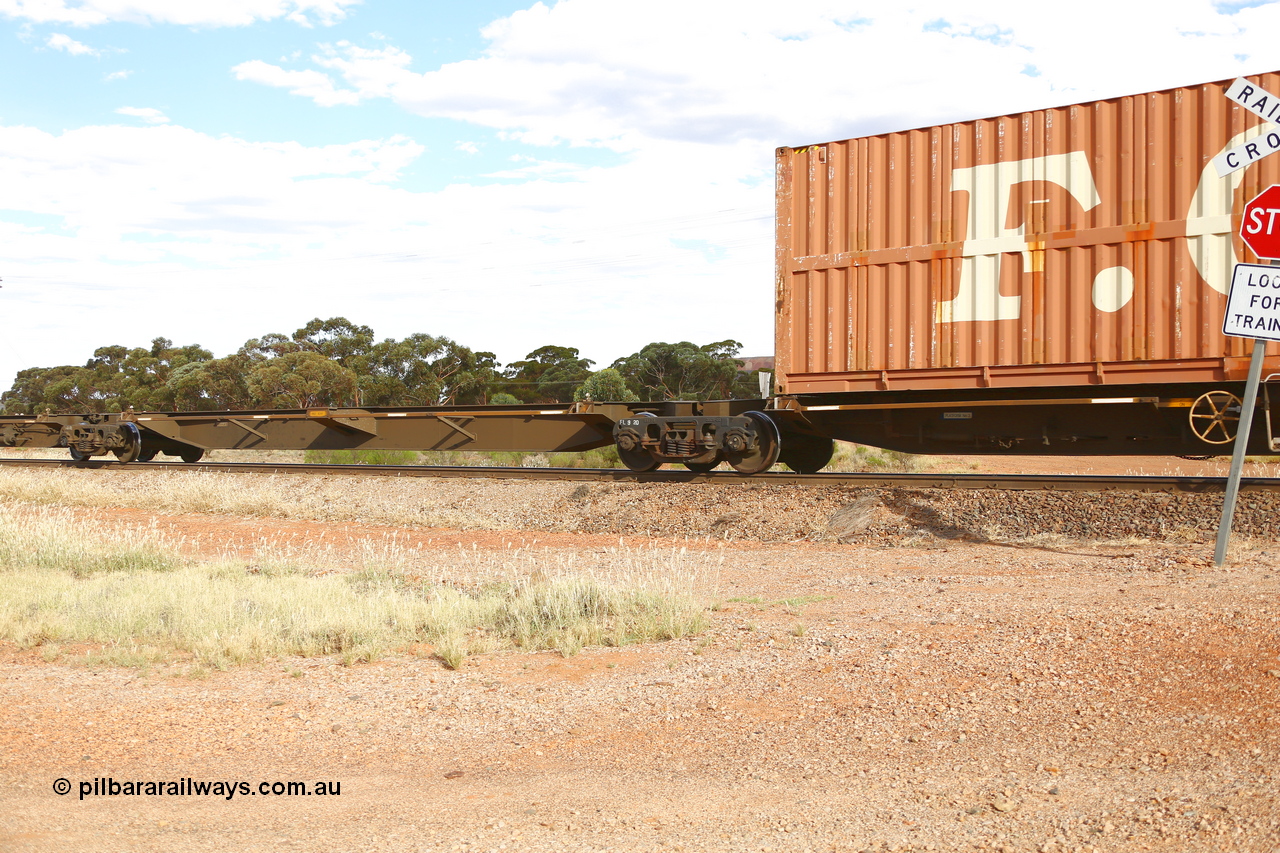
[0,317,767,414]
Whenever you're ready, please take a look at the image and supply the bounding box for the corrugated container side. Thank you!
[776,74,1280,394]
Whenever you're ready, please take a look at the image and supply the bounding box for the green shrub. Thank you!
[828,442,928,473]
[303,448,421,465]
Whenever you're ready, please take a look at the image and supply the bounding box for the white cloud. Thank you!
[46,31,97,55]
[236,0,1276,153]
[0,0,359,28]
[0,123,425,238]
[232,59,362,107]
[104,69,131,81]
[115,106,168,124]
[233,43,414,107]
[0,115,770,383]
[313,40,413,97]
[483,154,598,180]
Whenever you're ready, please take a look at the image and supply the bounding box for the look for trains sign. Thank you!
[1223,263,1280,342]
[1223,185,1280,342]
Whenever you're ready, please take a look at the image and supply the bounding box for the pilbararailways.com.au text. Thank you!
[53,777,342,801]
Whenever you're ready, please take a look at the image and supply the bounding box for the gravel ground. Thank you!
[5,461,1280,545]
[0,466,1277,852]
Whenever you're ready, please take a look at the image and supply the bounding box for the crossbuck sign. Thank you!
[1214,78,1280,176]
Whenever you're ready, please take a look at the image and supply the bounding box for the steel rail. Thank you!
[0,457,1276,493]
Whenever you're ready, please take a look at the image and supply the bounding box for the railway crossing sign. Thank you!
[1214,78,1280,176]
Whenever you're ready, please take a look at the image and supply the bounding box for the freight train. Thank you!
[4,73,1280,474]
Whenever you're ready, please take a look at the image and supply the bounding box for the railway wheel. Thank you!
[178,447,205,464]
[726,411,780,475]
[1189,391,1242,445]
[616,412,661,472]
[778,433,835,474]
[618,444,660,471]
[683,451,723,473]
[68,446,89,462]
[137,448,158,462]
[113,422,142,464]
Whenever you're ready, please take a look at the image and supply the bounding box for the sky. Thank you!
[1,0,1279,391]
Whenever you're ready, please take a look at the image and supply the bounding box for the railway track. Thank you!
[1,456,1276,493]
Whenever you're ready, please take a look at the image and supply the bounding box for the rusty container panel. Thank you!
[776,73,1280,394]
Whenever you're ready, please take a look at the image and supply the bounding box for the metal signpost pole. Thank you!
[1213,335,1267,566]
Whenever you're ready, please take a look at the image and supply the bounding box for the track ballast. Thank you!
[0,457,1275,493]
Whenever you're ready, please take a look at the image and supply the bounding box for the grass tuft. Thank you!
[0,507,714,668]
[0,506,182,578]
[301,446,625,469]
[827,442,930,473]
[303,448,422,466]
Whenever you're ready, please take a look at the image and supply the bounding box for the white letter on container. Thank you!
[938,152,1101,323]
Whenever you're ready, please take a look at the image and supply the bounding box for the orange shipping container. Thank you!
[775,73,1280,395]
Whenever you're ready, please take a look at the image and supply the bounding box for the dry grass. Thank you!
[0,447,68,460]
[0,467,492,528]
[827,442,932,473]
[0,505,716,670]
[300,447,626,468]
[0,445,626,467]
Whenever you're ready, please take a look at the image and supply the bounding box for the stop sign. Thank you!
[1241,184,1280,260]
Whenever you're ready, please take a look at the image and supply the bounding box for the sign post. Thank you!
[1213,336,1268,567]
[1215,184,1280,565]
